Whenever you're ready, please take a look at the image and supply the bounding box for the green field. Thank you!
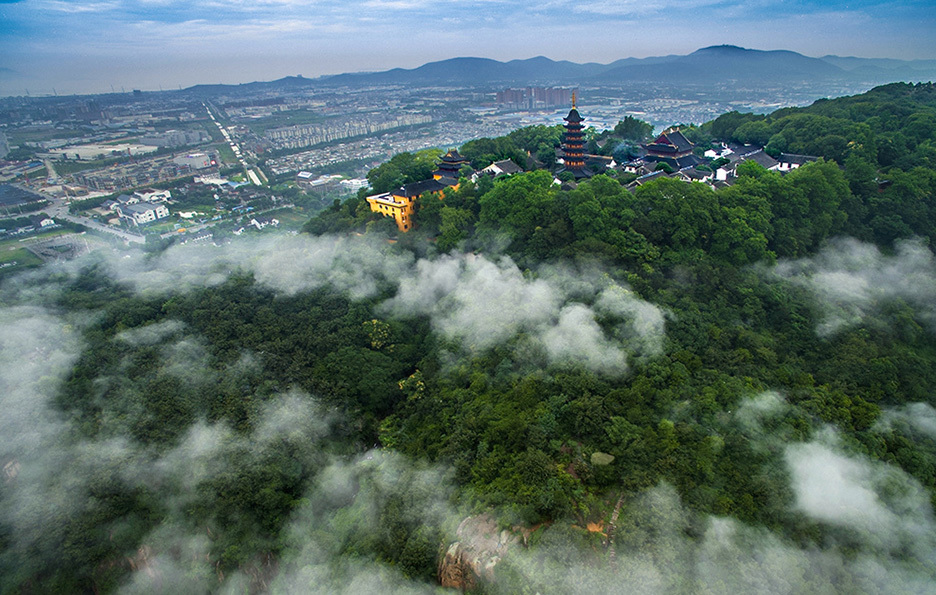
[0,245,44,277]
[265,208,310,230]
[214,143,236,164]
[53,158,122,175]
[7,128,85,145]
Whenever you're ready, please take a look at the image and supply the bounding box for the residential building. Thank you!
[777,153,818,172]
[29,215,55,228]
[173,153,214,170]
[133,188,171,202]
[250,216,279,230]
[116,201,169,226]
[478,159,523,179]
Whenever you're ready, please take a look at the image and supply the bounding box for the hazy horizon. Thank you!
[1,0,935,97]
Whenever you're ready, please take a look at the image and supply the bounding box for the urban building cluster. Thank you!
[265,113,433,150]
[72,150,218,191]
[496,87,576,109]
[140,129,210,147]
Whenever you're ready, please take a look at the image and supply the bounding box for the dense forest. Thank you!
[2,82,936,593]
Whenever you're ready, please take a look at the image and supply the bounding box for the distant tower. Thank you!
[559,92,592,179]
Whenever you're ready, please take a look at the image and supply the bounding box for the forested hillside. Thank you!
[2,83,936,593]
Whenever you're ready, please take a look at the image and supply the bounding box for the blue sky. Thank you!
[1,0,934,96]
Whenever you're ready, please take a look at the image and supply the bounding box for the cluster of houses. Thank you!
[232,216,280,235]
[0,213,57,238]
[100,188,172,227]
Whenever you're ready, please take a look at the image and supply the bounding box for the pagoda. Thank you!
[432,148,469,183]
[558,93,593,179]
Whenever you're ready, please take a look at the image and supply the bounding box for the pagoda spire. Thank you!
[572,90,577,109]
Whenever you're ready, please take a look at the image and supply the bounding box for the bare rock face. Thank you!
[438,514,518,591]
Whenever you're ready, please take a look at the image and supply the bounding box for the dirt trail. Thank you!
[607,494,626,565]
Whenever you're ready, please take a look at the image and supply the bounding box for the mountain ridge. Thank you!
[180,46,936,95]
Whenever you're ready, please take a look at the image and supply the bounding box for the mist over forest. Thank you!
[3,83,936,593]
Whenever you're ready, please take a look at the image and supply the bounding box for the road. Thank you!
[46,196,145,244]
[205,102,264,186]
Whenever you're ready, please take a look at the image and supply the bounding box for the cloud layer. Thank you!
[2,232,936,592]
[771,237,936,336]
[25,234,664,376]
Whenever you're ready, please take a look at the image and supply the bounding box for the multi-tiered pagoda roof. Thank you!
[558,93,593,179]
[432,148,469,182]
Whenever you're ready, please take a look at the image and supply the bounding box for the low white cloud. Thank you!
[499,479,936,594]
[11,233,665,376]
[383,253,665,375]
[0,306,81,469]
[116,319,186,346]
[785,440,935,554]
[875,402,936,440]
[735,390,787,431]
[771,237,936,336]
[542,304,628,374]
[90,234,413,299]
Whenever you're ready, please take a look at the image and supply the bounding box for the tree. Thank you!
[613,116,653,142]
[478,170,558,244]
[437,206,473,252]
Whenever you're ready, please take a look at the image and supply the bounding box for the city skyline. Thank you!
[1,0,935,97]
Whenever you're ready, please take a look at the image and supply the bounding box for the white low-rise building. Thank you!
[173,153,214,170]
[134,188,171,202]
[777,153,818,172]
[116,201,170,226]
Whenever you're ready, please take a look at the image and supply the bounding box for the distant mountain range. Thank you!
[184,45,936,95]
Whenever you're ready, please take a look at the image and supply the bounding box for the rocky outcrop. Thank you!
[438,514,518,591]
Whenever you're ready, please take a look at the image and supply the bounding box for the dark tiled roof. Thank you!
[439,148,467,164]
[643,153,701,170]
[675,154,703,170]
[779,153,818,165]
[728,142,760,157]
[557,165,594,179]
[682,168,711,180]
[646,130,694,155]
[745,150,779,169]
[665,130,693,153]
[396,178,449,198]
[489,159,523,174]
[634,170,668,185]
[564,108,584,124]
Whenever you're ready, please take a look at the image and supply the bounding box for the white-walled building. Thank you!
[133,188,171,202]
[173,153,214,170]
[116,201,169,226]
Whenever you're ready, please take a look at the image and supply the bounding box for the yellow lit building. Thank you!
[365,149,467,232]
